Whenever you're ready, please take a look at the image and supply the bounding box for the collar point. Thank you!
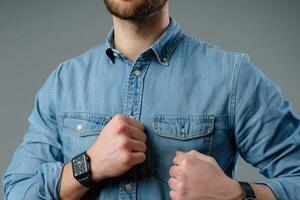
[160,56,170,66]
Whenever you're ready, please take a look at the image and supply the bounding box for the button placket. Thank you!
[119,59,150,200]
[125,183,133,191]
[133,69,142,77]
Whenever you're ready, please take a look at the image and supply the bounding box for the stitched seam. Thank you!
[60,113,111,136]
[60,112,112,120]
[165,30,184,61]
[50,65,60,117]
[229,54,246,131]
[152,115,215,139]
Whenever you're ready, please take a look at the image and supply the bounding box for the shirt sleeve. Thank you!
[2,66,64,200]
[233,54,300,200]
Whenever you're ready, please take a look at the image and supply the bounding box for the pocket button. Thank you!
[76,124,83,131]
[180,127,187,137]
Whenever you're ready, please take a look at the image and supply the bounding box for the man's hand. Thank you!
[168,150,244,200]
[87,113,147,182]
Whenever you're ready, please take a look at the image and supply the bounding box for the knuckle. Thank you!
[121,152,132,165]
[113,113,123,120]
[207,156,215,163]
[113,113,125,121]
[190,149,198,154]
[185,157,193,164]
[184,157,191,167]
[119,137,130,149]
[115,123,128,133]
[181,157,188,166]
[190,150,200,157]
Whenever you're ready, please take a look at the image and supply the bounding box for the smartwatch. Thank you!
[239,181,256,200]
[71,151,95,188]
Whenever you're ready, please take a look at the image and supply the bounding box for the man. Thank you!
[3,0,300,199]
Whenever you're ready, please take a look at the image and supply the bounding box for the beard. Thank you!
[104,0,168,20]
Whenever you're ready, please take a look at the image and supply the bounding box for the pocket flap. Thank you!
[60,112,112,136]
[153,114,215,140]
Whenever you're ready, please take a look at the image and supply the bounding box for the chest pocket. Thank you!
[151,114,215,183]
[59,112,112,159]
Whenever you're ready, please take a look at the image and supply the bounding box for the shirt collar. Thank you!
[105,17,184,66]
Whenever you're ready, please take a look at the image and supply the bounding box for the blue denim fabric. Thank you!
[3,17,300,200]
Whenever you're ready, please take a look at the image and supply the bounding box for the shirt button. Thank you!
[125,183,132,191]
[76,124,83,131]
[133,69,141,76]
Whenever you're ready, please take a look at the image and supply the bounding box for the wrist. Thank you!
[86,148,98,182]
[227,179,245,200]
[86,147,108,182]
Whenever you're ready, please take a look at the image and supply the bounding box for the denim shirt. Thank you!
[3,17,300,200]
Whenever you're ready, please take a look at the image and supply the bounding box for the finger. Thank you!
[188,149,216,165]
[176,150,190,157]
[124,115,145,131]
[169,190,176,200]
[188,149,202,157]
[169,164,180,178]
[126,125,147,142]
[168,177,179,191]
[173,156,181,166]
[128,138,147,153]
[173,153,185,166]
[130,152,146,165]
[176,150,184,156]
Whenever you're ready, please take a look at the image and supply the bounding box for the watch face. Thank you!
[72,154,88,178]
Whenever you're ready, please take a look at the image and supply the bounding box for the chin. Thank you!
[106,0,144,18]
[105,0,165,20]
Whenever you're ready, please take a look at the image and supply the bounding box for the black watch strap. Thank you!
[239,181,256,200]
[78,173,95,188]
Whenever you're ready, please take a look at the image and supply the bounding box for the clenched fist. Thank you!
[86,113,147,182]
[168,150,244,200]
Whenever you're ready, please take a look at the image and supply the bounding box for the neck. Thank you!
[112,3,170,62]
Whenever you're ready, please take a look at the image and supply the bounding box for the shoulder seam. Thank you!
[229,53,248,131]
[50,63,63,116]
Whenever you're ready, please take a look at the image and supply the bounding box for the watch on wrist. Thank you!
[239,181,257,200]
[71,151,95,188]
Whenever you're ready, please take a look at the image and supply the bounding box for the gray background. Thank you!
[1,0,299,196]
